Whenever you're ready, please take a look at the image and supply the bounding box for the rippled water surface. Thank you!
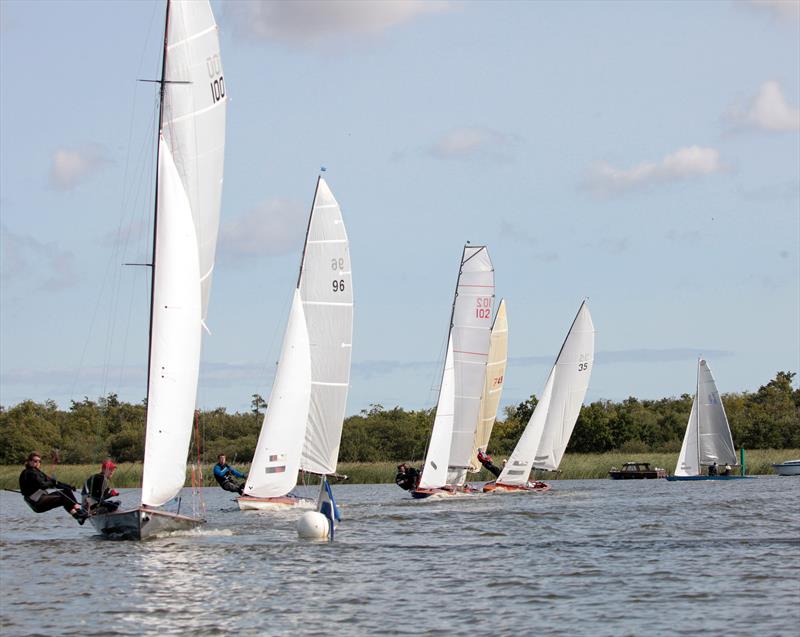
[1,477,798,636]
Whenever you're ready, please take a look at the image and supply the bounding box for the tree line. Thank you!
[1,371,797,466]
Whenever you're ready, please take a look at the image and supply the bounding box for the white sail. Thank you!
[674,396,700,476]
[162,0,227,323]
[141,142,202,507]
[497,301,595,485]
[697,359,737,467]
[299,179,353,476]
[243,291,311,498]
[470,299,508,471]
[447,246,495,484]
[675,359,737,476]
[497,365,555,485]
[418,337,455,489]
[140,0,226,508]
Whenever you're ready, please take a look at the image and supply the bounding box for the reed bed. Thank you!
[2,449,797,490]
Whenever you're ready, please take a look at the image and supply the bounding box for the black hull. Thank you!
[88,506,204,540]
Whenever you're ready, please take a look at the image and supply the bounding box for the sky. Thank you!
[1,0,798,417]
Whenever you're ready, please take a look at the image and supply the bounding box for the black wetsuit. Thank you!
[480,457,502,478]
[19,467,78,514]
[82,473,120,513]
[395,467,420,491]
[213,463,245,494]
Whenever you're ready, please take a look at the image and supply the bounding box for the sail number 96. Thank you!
[475,297,492,319]
[332,280,345,292]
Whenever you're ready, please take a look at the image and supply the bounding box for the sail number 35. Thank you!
[578,362,589,372]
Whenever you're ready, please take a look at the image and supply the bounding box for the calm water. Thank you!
[1,477,798,636]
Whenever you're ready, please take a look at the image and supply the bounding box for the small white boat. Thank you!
[772,460,800,476]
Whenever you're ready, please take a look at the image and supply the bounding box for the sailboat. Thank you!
[412,245,495,499]
[88,0,227,539]
[666,359,750,481]
[468,299,508,473]
[484,300,594,493]
[238,177,353,511]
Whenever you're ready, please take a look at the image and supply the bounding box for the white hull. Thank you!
[237,495,315,511]
[88,506,204,540]
[773,461,800,476]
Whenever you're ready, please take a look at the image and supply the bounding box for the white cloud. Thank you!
[429,126,518,161]
[226,0,449,44]
[586,146,724,197]
[1,225,78,291]
[739,80,800,132]
[219,198,307,262]
[747,0,800,21]
[48,144,110,191]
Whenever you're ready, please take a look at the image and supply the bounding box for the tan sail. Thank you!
[469,299,508,472]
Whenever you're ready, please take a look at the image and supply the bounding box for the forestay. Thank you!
[243,290,312,498]
[498,301,594,485]
[469,299,508,472]
[299,179,353,476]
[418,337,455,489]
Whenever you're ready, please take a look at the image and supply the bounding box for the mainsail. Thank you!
[469,299,508,472]
[298,178,353,477]
[140,0,227,508]
[674,359,737,476]
[419,245,494,489]
[497,301,594,486]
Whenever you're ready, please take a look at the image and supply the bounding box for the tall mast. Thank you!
[696,358,701,471]
[145,0,171,403]
[296,176,322,289]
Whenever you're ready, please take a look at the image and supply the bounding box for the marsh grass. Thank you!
[2,449,797,490]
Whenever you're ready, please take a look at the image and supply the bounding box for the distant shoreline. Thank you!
[2,449,797,490]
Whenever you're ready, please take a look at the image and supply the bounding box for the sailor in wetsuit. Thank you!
[82,460,121,514]
[18,452,87,524]
[477,450,503,478]
[395,463,421,491]
[213,454,246,495]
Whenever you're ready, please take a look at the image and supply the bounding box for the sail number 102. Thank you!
[475,297,492,319]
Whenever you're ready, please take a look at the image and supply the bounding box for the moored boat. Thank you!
[772,460,800,476]
[609,462,667,479]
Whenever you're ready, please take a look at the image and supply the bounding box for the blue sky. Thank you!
[1,0,798,416]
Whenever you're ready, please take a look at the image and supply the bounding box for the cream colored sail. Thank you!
[469,299,508,472]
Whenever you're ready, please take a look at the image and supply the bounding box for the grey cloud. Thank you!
[1,225,78,291]
[218,198,307,263]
